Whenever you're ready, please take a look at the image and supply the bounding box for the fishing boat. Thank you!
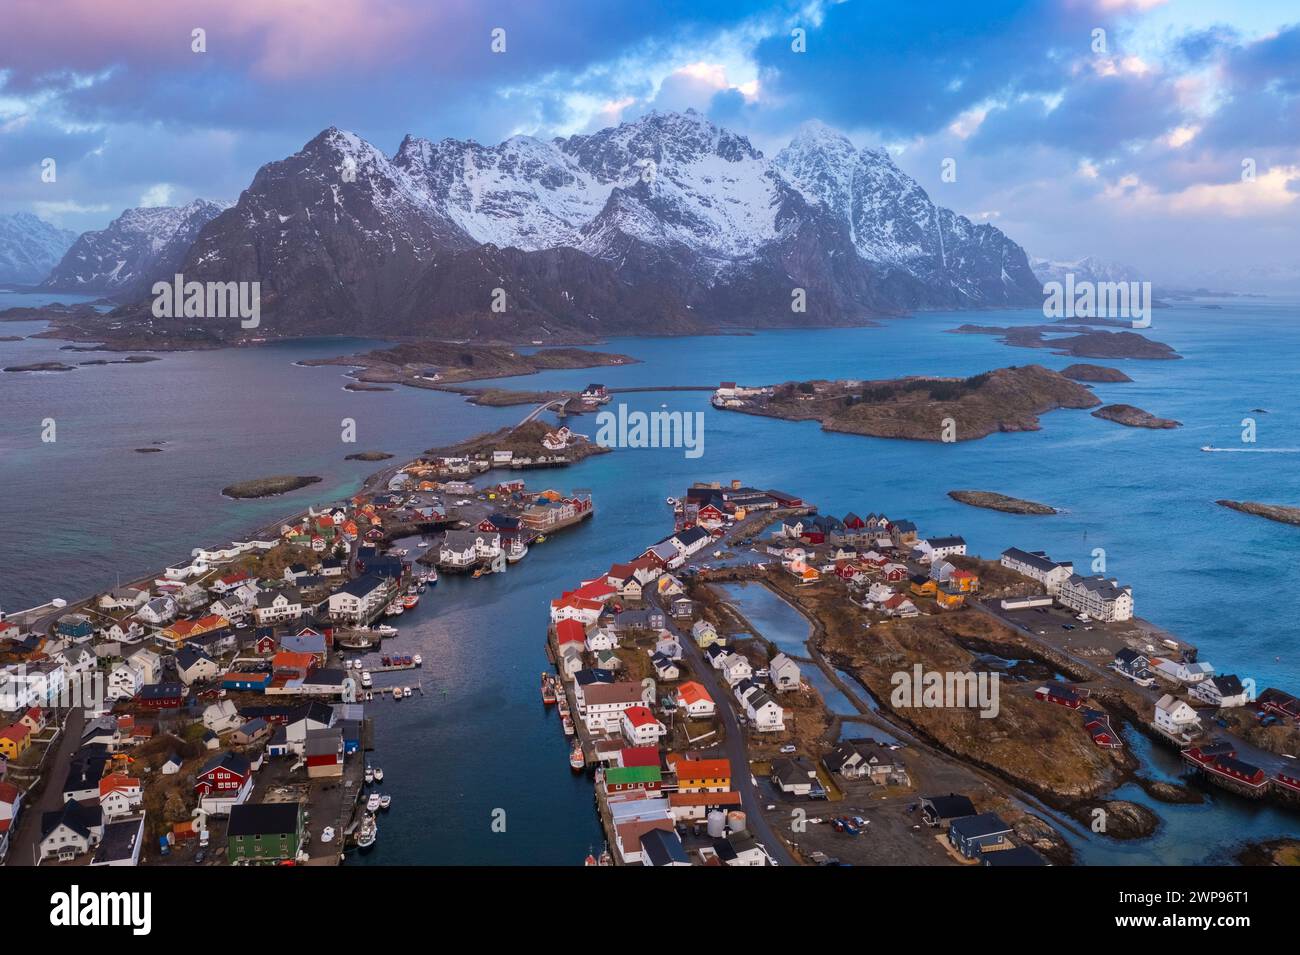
[356,814,377,851]
[338,634,376,651]
[426,568,438,586]
[379,794,392,811]
[562,715,575,737]
[384,601,404,617]
[401,593,419,610]
[506,543,528,564]
[366,793,381,812]
[373,767,384,783]
[364,765,374,784]
[541,673,557,704]
[360,671,372,689]
[569,741,584,771]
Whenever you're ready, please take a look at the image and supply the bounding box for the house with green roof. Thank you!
[603,764,663,794]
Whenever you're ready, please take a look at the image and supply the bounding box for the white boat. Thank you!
[374,767,384,782]
[360,671,372,689]
[1201,445,1214,452]
[321,826,336,843]
[366,793,381,812]
[413,654,423,667]
[356,815,377,851]
[373,624,398,637]
[379,794,392,810]
[417,539,429,548]
[402,686,413,698]
[364,766,374,784]
[392,686,403,701]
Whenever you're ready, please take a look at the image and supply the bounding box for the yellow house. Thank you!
[936,588,966,611]
[0,723,32,759]
[949,569,980,593]
[910,578,937,597]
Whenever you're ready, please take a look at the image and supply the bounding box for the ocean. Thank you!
[2,294,1298,864]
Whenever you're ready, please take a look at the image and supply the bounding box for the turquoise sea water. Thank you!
[1,296,1297,863]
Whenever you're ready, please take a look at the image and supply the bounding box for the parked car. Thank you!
[778,744,797,754]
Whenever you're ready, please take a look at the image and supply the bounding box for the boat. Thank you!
[1201,445,1214,452]
[417,582,427,594]
[417,539,428,548]
[569,741,584,771]
[665,497,678,506]
[366,793,381,812]
[506,544,528,563]
[562,715,575,736]
[426,569,438,586]
[360,671,372,689]
[472,567,486,579]
[364,765,374,784]
[387,547,408,557]
[374,767,384,783]
[384,601,404,617]
[413,654,423,667]
[321,826,336,844]
[402,594,419,610]
[379,794,392,810]
[541,673,557,704]
[402,686,413,698]
[338,634,376,651]
[352,659,364,669]
[392,686,403,701]
[534,535,546,544]
[356,814,377,851]
[373,624,398,637]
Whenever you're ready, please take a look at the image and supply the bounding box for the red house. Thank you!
[135,683,184,709]
[1275,769,1300,794]
[555,619,587,649]
[843,512,865,529]
[619,746,661,769]
[1035,684,1084,709]
[194,752,252,798]
[1083,712,1122,749]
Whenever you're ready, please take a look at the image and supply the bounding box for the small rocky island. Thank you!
[950,325,1180,360]
[221,475,322,499]
[714,365,1101,442]
[345,451,394,462]
[1061,363,1133,383]
[1091,404,1181,429]
[948,490,1057,515]
[1216,500,1300,527]
[3,361,76,372]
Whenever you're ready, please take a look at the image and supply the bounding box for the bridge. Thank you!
[513,396,572,430]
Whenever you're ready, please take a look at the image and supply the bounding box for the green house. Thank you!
[226,802,304,864]
[603,764,662,792]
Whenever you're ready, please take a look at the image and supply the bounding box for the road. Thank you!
[514,397,571,430]
[648,591,796,867]
[5,708,84,866]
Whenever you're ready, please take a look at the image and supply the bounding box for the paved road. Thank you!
[5,708,84,866]
[649,592,796,866]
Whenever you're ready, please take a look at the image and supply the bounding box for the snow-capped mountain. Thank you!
[1031,255,1143,288]
[42,199,229,300]
[0,213,77,285]
[123,111,1041,340]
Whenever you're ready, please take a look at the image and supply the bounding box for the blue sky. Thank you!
[2,0,1297,287]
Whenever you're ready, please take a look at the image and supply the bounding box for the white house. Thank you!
[107,662,145,701]
[585,627,619,652]
[1154,694,1201,736]
[98,776,143,820]
[98,587,149,612]
[325,575,389,624]
[39,800,104,862]
[675,681,715,718]
[1000,548,1075,596]
[621,705,667,746]
[1192,674,1251,708]
[769,653,801,692]
[720,654,753,687]
[1152,657,1215,685]
[203,700,242,733]
[579,682,648,733]
[743,690,785,732]
[1058,574,1133,622]
[137,595,178,625]
[126,648,162,684]
[918,536,966,561]
[254,588,304,626]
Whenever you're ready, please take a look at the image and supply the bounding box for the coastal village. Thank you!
[0,418,601,867]
[540,472,1300,867]
[2,387,1299,868]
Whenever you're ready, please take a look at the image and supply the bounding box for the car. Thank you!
[778,744,797,754]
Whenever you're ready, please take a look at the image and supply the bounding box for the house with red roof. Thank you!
[622,705,667,746]
[550,595,603,626]
[675,681,716,718]
[99,773,143,820]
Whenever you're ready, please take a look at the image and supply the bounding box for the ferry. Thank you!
[569,741,585,771]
